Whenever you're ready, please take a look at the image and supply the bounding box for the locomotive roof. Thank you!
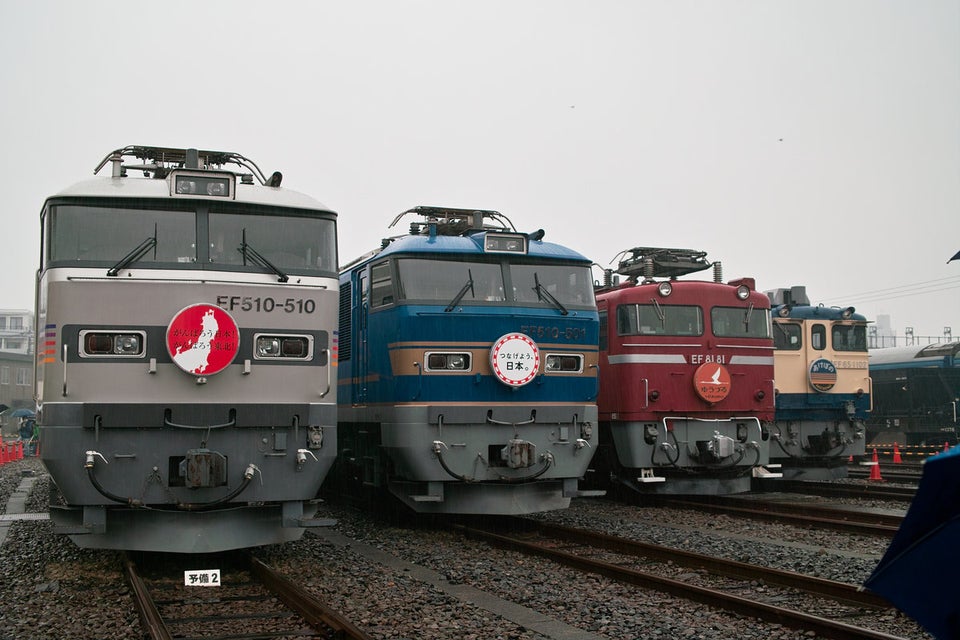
[45,145,334,213]
[341,206,590,271]
[770,304,867,322]
[375,233,590,261]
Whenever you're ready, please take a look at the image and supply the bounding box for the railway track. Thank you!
[647,494,903,536]
[453,517,907,640]
[124,552,374,640]
[764,479,917,501]
[846,467,922,484]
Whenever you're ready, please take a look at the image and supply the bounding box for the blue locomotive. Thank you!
[334,207,600,514]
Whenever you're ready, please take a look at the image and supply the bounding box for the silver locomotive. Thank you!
[36,146,339,552]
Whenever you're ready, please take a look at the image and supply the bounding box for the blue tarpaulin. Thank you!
[864,445,960,639]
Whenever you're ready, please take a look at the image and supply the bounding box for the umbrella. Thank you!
[864,445,960,639]
[7,408,36,418]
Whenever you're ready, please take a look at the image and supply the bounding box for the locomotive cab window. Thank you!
[44,201,337,278]
[617,304,703,336]
[396,258,505,304]
[46,203,196,266]
[811,324,827,350]
[510,263,594,307]
[773,322,802,350]
[208,209,337,275]
[711,306,771,339]
[370,262,395,307]
[831,323,867,352]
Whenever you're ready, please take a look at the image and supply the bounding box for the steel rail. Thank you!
[454,523,907,640]
[648,495,902,536]
[511,517,891,609]
[249,555,375,640]
[122,554,174,640]
[776,478,917,500]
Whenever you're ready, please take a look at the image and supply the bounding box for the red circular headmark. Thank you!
[693,363,731,403]
[166,304,240,375]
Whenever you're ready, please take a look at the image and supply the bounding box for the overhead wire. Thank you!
[821,276,960,306]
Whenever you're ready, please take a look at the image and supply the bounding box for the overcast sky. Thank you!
[2,1,958,338]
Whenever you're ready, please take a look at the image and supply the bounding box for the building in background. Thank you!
[0,309,34,355]
[0,309,35,417]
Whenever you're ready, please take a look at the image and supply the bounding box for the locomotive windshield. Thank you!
[43,201,337,276]
[48,204,195,265]
[831,323,868,352]
[773,322,802,350]
[711,306,771,339]
[617,304,703,336]
[394,258,594,307]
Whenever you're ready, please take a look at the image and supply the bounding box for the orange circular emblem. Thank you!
[693,363,731,403]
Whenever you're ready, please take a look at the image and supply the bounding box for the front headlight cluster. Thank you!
[545,354,583,372]
[426,352,471,371]
[171,171,234,198]
[80,331,145,357]
[255,335,312,359]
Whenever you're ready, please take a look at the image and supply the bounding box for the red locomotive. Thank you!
[592,247,779,494]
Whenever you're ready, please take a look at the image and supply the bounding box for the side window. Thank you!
[616,305,639,335]
[811,324,826,350]
[370,262,394,308]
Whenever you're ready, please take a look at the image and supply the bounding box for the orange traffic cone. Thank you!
[945,442,951,452]
[848,454,854,463]
[872,448,879,464]
[892,442,902,464]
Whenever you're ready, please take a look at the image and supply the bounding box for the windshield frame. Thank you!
[390,256,595,310]
[42,197,338,278]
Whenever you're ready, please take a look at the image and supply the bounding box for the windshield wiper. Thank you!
[445,269,474,312]
[107,225,157,277]
[533,273,568,315]
[238,229,288,283]
[649,297,665,328]
[744,302,754,329]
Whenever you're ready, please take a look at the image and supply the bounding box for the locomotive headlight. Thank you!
[426,352,471,370]
[175,179,197,194]
[171,171,235,199]
[485,233,527,254]
[254,334,313,360]
[85,333,114,354]
[545,354,583,372]
[841,306,856,319]
[206,181,227,196]
[257,337,281,357]
[114,334,141,355]
[657,281,672,297]
[777,305,792,318]
[736,285,750,300]
[80,330,146,358]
